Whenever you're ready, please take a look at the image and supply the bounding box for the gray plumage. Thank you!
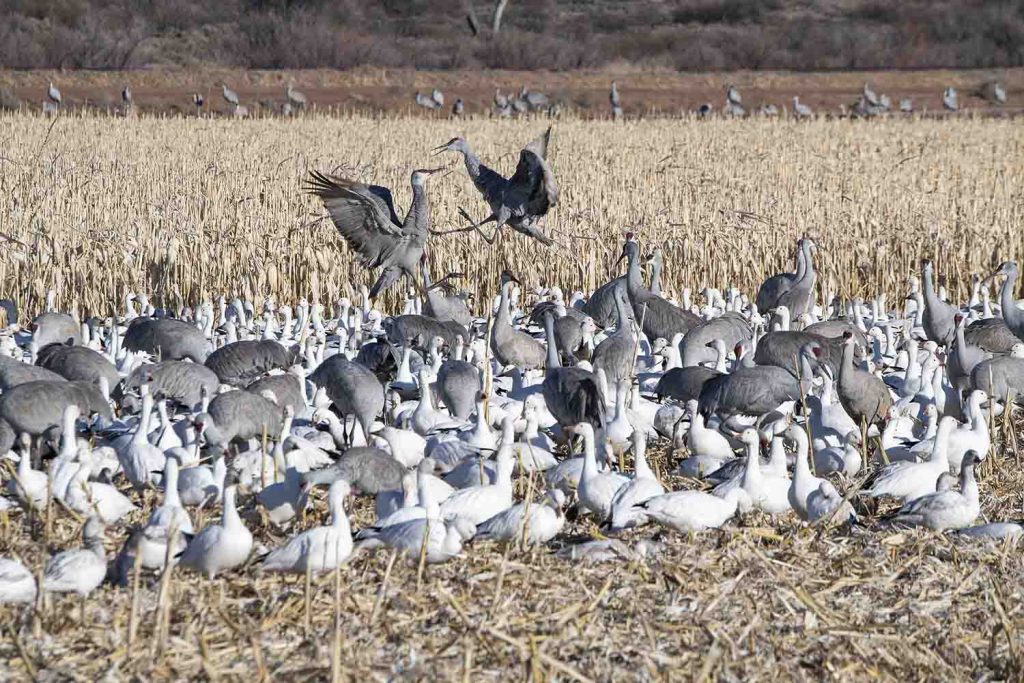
[0,354,66,390]
[35,343,119,389]
[434,128,558,245]
[581,277,625,328]
[33,312,81,348]
[119,361,219,410]
[491,272,546,371]
[308,355,385,441]
[621,237,701,342]
[286,82,307,108]
[949,316,991,391]
[222,84,239,106]
[421,263,473,327]
[963,317,1018,353]
[655,365,722,403]
[386,314,467,351]
[303,447,404,495]
[0,418,13,455]
[205,340,294,387]
[0,380,110,436]
[971,354,1024,403]
[196,390,283,449]
[699,344,818,420]
[774,239,816,317]
[542,312,604,429]
[591,284,636,384]
[679,314,752,367]
[754,331,840,376]
[122,317,210,362]
[755,244,802,315]
[246,372,305,413]
[436,360,481,420]
[0,299,18,325]
[994,262,1024,344]
[837,333,891,428]
[803,319,869,347]
[307,168,443,298]
[921,261,957,346]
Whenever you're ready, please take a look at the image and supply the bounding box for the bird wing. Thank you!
[524,127,552,160]
[506,148,558,216]
[306,171,404,268]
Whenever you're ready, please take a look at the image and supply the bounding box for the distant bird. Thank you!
[697,103,713,118]
[521,86,548,110]
[792,96,813,119]
[48,82,61,105]
[899,98,913,113]
[222,84,240,107]
[610,81,623,120]
[976,81,1007,104]
[494,89,508,110]
[415,91,441,110]
[121,85,132,106]
[232,104,248,118]
[433,127,558,245]
[286,81,307,109]
[306,167,444,298]
[726,84,742,106]
[994,82,1007,103]
[432,88,444,107]
[759,104,779,116]
[943,87,958,111]
[452,98,464,117]
[863,82,880,107]
[192,92,204,115]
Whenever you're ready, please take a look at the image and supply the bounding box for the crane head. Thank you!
[411,167,446,186]
[432,137,466,155]
[499,270,521,287]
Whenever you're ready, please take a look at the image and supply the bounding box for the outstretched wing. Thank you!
[506,148,558,217]
[524,126,552,160]
[471,162,509,208]
[306,171,403,268]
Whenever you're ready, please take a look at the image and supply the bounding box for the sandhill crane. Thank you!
[195,390,283,452]
[756,239,805,314]
[431,88,444,107]
[994,82,1007,103]
[542,313,604,429]
[122,317,210,362]
[697,103,713,118]
[286,81,307,109]
[232,104,248,118]
[837,332,891,429]
[920,260,957,346]
[899,98,913,113]
[491,271,545,371]
[943,87,958,111]
[48,82,62,105]
[306,167,445,298]
[792,96,813,119]
[494,89,508,110]
[121,85,132,106]
[759,104,779,116]
[619,235,701,342]
[724,84,744,116]
[308,356,385,445]
[119,360,219,410]
[976,81,1007,104]
[414,91,440,110]
[452,98,464,117]
[222,84,239,107]
[205,339,294,387]
[192,92,204,115]
[863,82,879,107]
[433,127,558,245]
[610,81,622,120]
[992,262,1024,344]
[35,344,119,389]
[521,86,548,110]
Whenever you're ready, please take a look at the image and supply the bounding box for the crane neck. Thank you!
[1000,268,1024,334]
[543,315,560,369]
[459,148,483,182]
[497,282,513,324]
[649,260,662,296]
[405,181,431,236]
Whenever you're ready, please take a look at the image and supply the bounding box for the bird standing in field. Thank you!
[306,167,445,298]
[433,127,558,245]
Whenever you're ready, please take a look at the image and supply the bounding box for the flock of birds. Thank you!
[38,79,1011,118]
[2,125,1024,607]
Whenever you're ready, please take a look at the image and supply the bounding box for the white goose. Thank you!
[475,489,567,545]
[887,451,980,530]
[6,439,48,509]
[439,438,515,525]
[177,449,226,507]
[865,416,956,502]
[806,480,856,524]
[65,463,136,524]
[715,429,791,514]
[573,422,628,520]
[43,516,107,597]
[639,487,750,533]
[678,399,734,478]
[0,557,36,604]
[606,431,666,530]
[179,481,253,578]
[263,479,353,574]
[787,426,824,520]
[119,390,164,489]
[812,430,862,477]
[138,453,194,569]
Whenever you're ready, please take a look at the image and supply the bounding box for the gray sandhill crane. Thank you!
[192,92,204,115]
[971,346,1024,405]
[195,391,283,452]
[837,332,891,429]
[420,260,473,327]
[385,314,467,351]
[119,361,219,410]
[286,81,307,109]
[35,343,119,389]
[48,82,62,105]
[415,92,441,110]
[792,96,813,119]
[431,88,445,107]
[491,271,545,371]
[436,357,481,420]
[724,84,744,117]
[992,262,1024,344]
[494,89,508,110]
[899,98,913,113]
[679,313,752,368]
[303,447,404,495]
[591,283,637,385]
[863,82,880,107]
[306,167,444,298]
[245,373,305,415]
[920,260,957,346]
[756,239,805,314]
[943,87,958,111]
[33,312,81,348]
[774,238,816,318]
[697,103,713,118]
[610,81,622,120]
[619,235,701,342]
[205,339,295,387]
[222,84,240,107]
[0,380,110,436]
[976,81,1007,104]
[122,317,210,362]
[0,355,64,390]
[308,355,385,445]
[542,312,605,430]
[521,86,548,110]
[433,127,558,245]
[121,85,132,107]
[755,328,841,377]
[452,98,464,117]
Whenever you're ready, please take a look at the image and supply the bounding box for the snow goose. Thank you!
[715,429,791,514]
[138,453,194,568]
[439,436,515,525]
[677,399,734,478]
[886,451,980,530]
[179,480,253,578]
[639,487,750,533]
[43,516,107,597]
[65,463,135,524]
[262,479,353,574]
[373,424,426,469]
[0,557,36,603]
[606,430,666,530]
[865,416,956,502]
[812,430,862,476]
[177,449,226,507]
[573,422,628,520]
[806,480,856,524]
[604,379,634,455]
[256,446,307,527]
[6,436,48,509]
[442,417,516,488]
[457,393,497,451]
[119,390,164,489]
[475,489,566,545]
[956,522,1024,541]
[515,403,557,472]
[787,425,824,519]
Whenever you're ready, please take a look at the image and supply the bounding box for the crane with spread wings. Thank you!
[306,168,444,298]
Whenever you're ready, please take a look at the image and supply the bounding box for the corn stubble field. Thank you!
[1,111,1024,680]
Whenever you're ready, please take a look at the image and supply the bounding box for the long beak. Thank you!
[615,251,627,265]
[431,144,449,156]
[417,166,447,175]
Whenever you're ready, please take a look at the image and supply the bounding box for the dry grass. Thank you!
[0,110,1021,321]
[2,110,1024,679]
